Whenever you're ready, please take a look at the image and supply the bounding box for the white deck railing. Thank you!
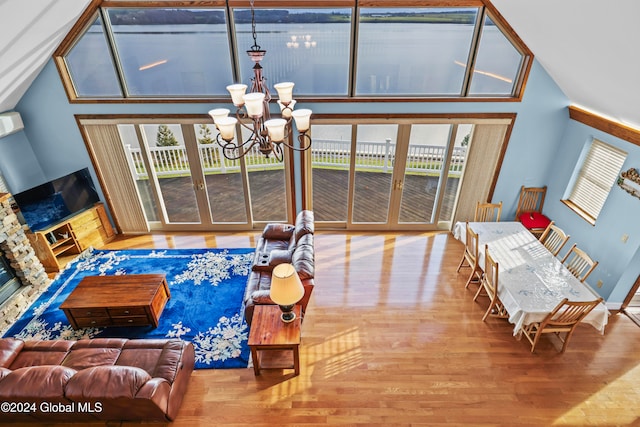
[125,139,467,179]
[311,138,467,175]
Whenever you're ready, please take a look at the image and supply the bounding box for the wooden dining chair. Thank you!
[456,222,483,289]
[539,221,570,257]
[474,201,502,222]
[473,245,508,321]
[520,297,603,353]
[561,244,598,283]
[515,186,551,238]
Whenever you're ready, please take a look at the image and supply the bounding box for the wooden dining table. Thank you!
[453,221,609,336]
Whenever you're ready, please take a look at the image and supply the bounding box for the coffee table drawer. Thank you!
[68,308,109,319]
[74,317,112,328]
[108,306,147,317]
[111,316,151,326]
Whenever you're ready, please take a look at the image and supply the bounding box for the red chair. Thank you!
[515,186,551,238]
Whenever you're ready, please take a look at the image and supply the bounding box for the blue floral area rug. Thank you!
[3,248,255,370]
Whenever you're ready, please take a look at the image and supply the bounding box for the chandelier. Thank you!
[208,0,312,161]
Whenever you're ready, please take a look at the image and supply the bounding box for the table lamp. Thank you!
[270,263,305,323]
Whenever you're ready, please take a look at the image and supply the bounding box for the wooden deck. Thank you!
[147,169,458,225]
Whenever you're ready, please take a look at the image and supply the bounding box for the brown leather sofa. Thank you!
[244,210,315,325]
[0,337,194,423]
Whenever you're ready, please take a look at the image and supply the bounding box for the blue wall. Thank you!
[542,120,640,303]
[5,57,638,303]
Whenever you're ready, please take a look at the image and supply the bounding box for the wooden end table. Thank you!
[248,305,301,376]
[60,274,170,329]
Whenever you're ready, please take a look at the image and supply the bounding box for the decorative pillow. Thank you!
[262,223,294,240]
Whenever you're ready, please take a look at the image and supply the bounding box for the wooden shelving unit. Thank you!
[26,203,115,273]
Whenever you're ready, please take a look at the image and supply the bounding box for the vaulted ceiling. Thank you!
[0,0,638,129]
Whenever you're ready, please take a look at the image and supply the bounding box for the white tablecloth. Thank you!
[453,221,609,335]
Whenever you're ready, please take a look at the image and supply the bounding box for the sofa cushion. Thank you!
[65,365,152,399]
[0,365,77,399]
[294,210,315,242]
[292,234,314,280]
[269,249,293,265]
[10,340,75,369]
[0,367,11,380]
[152,340,188,384]
[251,289,274,304]
[116,340,173,378]
[0,338,24,368]
[70,338,128,350]
[62,347,122,370]
[262,223,294,240]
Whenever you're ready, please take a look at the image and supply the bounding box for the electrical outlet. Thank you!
[621,234,629,243]
[596,280,603,288]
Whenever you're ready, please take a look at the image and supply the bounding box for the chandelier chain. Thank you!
[249,0,260,51]
[208,0,312,161]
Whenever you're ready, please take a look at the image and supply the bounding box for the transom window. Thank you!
[56,1,530,101]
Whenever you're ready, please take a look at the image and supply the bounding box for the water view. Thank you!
[68,8,522,98]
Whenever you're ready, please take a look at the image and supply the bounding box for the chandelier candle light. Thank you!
[208,0,312,161]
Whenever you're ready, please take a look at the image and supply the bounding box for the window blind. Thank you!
[83,124,150,233]
[568,139,626,221]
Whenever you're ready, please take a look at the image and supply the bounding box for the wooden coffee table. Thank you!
[60,274,170,329]
[248,305,301,376]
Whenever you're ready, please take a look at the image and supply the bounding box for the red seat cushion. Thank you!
[518,212,551,230]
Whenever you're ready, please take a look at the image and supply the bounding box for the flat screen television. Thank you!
[12,168,101,232]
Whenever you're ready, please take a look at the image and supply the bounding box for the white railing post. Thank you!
[383,138,391,172]
[215,143,228,173]
[124,144,141,179]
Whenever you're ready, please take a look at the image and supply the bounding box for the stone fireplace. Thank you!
[0,192,51,334]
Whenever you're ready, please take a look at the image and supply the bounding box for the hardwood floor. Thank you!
[13,231,640,426]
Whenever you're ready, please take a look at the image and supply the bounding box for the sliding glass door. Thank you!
[112,121,291,231]
[310,121,474,230]
[82,116,509,233]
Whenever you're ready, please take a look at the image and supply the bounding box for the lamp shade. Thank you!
[226,84,248,106]
[270,263,304,306]
[208,108,230,124]
[277,99,296,118]
[291,108,312,132]
[243,92,265,117]
[215,116,237,141]
[264,118,287,142]
[274,82,295,103]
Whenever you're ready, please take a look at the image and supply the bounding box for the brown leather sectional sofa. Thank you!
[0,337,194,423]
[243,210,315,325]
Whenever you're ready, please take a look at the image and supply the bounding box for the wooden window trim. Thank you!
[54,0,533,103]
